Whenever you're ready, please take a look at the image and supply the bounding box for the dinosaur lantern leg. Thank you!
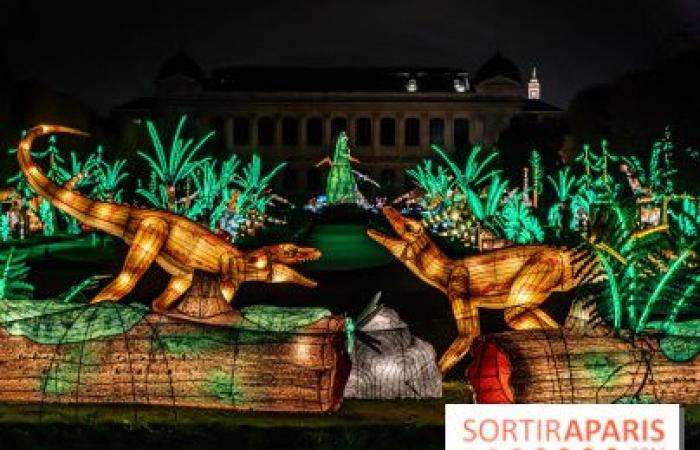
[91,217,169,303]
[438,298,479,375]
[503,257,561,330]
[152,273,194,312]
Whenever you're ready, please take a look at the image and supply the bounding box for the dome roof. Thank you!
[156,49,205,82]
[473,50,523,85]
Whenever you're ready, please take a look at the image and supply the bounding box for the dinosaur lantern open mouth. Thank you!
[271,263,318,288]
[366,207,408,250]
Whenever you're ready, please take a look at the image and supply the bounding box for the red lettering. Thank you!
[546,419,562,441]
[650,418,665,442]
[586,420,602,440]
[462,419,477,442]
[623,419,639,441]
[480,419,499,442]
[564,419,584,441]
[503,419,517,442]
[521,418,534,441]
[601,420,621,442]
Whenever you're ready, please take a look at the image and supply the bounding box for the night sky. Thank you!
[1,0,698,114]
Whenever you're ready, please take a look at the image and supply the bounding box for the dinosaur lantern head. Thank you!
[367,207,432,259]
[244,245,319,287]
[219,244,320,302]
[263,243,322,266]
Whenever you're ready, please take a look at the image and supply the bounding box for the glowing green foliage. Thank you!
[432,144,500,198]
[406,159,453,208]
[137,115,211,208]
[218,154,286,239]
[38,199,54,236]
[529,149,543,207]
[465,174,509,235]
[574,144,597,186]
[579,197,700,334]
[547,167,577,230]
[669,197,699,237]
[649,126,677,195]
[58,275,110,303]
[500,192,544,244]
[0,215,9,242]
[0,248,33,300]
[93,156,129,203]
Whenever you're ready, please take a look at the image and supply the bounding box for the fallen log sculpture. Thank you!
[467,305,700,404]
[0,295,351,413]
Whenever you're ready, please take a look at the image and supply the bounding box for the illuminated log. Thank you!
[0,301,350,413]
[467,328,700,404]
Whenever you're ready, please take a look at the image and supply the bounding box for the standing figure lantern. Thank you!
[316,132,359,205]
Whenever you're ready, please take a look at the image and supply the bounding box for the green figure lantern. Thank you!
[317,132,358,204]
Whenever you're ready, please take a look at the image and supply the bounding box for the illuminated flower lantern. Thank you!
[316,132,359,205]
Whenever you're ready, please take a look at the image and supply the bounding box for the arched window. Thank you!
[306,117,322,146]
[380,118,396,146]
[404,117,420,146]
[331,117,347,141]
[355,118,372,146]
[453,118,470,149]
[257,117,274,146]
[282,117,299,146]
[429,118,445,146]
[233,117,250,146]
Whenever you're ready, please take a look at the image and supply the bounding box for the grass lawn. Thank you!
[301,224,394,271]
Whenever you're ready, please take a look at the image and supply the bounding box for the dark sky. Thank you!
[1,0,698,114]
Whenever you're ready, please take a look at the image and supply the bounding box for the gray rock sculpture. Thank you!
[344,306,442,399]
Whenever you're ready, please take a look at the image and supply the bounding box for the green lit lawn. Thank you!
[302,224,394,271]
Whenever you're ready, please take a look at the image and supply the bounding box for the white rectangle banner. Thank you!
[445,404,681,450]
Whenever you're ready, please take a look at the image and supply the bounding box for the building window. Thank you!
[429,118,445,146]
[257,117,274,146]
[355,118,372,146]
[282,167,299,191]
[233,117,250,146]
[282,117,299,146]
[404,117,420,146]
[331,117,347,141]
[454,118,470,149]
[307,168,323,193]
[380,118,396,146]
[306,117,322,146]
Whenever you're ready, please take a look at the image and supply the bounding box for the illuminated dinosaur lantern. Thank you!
[368,207,590,375]
[17,125,320,312]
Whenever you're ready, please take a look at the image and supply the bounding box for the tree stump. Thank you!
[168,271,241,326]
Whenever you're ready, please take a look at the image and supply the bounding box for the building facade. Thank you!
[114,50,561,195]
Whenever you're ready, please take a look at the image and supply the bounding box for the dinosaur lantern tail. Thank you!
[17,125,130,238]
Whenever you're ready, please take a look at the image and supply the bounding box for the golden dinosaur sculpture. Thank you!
[368,206,591,375]
[17,125,321,312]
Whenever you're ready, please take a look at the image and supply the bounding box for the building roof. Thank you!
[205,67,474,93]
[156,49,206,82]
[472,50,523,85]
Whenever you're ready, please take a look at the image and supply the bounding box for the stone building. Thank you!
[114,50,561,195]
